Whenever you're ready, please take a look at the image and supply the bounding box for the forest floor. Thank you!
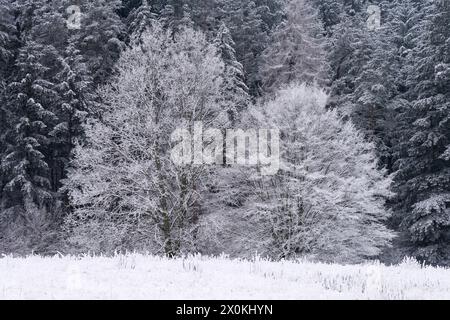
[0,254,449,299]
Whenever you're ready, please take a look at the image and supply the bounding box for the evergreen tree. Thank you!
[328,12,369,112]
[214,22,249,123]
[259,0,328,92]
[49,44,92,194]
[27,0,69,51]
[218,0,271,96]
[119,0,144,18]
[159,3,177,30]
[311,0,344,34]
[0,0,93,253]
[0,0,18,87]
[348,9,403,173]
[393,0,450,264]
[184,0,221,35]
[0,0,19,222]
[127,0,157,42]
[180,3,195,29]
[0,42,59,253]
[71,0,126,86]
[384,0,423,234]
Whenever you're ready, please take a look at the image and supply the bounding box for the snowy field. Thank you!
[0,254,449,300]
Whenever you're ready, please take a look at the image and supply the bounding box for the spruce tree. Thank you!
[159,4,176,30]
[0,0,18,86]
[394,0,450,264]
[1,42,59,253]
[50,43,92,194]
[311,0,344,34]
[214,22,249,123]
[70,0,126,86]
[218,0,271,96]
[127,0,157,42]
[0,0,19,220]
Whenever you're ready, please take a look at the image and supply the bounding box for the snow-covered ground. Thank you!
[0,254,449,299]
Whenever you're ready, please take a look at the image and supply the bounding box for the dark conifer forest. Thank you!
[0,0,449,266]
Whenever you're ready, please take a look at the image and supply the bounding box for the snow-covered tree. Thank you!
[0,0,18,184]
[0,41,60,253]
[70,0,126,86]
[240,84,395,263]
[259,0,328,92]
[50,44,93,193]
[0,0,18,85]
[64,24,229,255]
[310,0,344,34]
[159,4,176,30]
[327,12,370,112]
[393,0,450,264]
[127,0,157,42]
[214,22,249,124]
[218,0,271,96]
[347,5,408,173]
[158,1,194,34]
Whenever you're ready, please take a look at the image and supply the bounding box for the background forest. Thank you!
[0,0,449,266]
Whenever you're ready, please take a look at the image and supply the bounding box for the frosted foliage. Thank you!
[260,0,328,91]
[65,24,229,256]
[241,84,395,263]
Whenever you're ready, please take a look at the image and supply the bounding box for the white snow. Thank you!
[0,254,449,300]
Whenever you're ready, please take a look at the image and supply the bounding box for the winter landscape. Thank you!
[1,254,450,300]
[0,0,449,300]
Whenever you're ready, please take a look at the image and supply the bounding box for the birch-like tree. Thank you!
[64,24,229,255]
[242,84,395,263]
